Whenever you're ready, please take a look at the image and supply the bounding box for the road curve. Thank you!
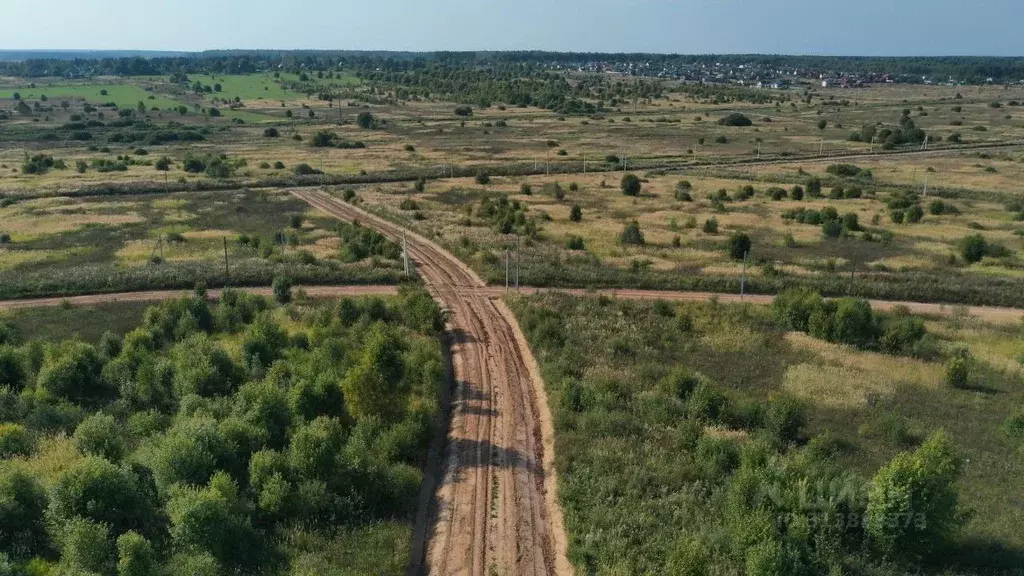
[292,189,572,576]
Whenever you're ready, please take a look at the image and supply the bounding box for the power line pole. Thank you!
[504,248,510,293]
[740,251,749,299]
[819,138,824,156]
[402,230,409,275]
[583,153,586,174]
[223,237,230,281]
[515,236,521,290]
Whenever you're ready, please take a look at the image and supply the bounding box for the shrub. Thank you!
[519,183,532,196]
[702,218,718,234]
[356,111,375,129]
[771,289,825,333]
[790,185,804,200]
[73,413,124,462]
[821,219,844,238]
[0,423,33,458]
[565,235,585,250]
[620,173,641,196]
[727,232,751,261]
[262,127,279,138]
[272,276,292,304]
[0,467,48,558]
[717,113,752,126]
[866,431,963,560]
[806,178,822,197]
[944,350,971,389]
[569,204,582,222]
[620,221,645,246]
[826,163,864,177]
[474,171,490,185]
[958,234,987,263]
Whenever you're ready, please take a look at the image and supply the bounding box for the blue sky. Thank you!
[1,0,1020,55]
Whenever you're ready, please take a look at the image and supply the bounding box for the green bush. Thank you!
[944,349,972,389]
[958,234,987,263]
[717,112,752,127]
[0,467,48,559]
[0,422,33,458]
[620,221,645,246]
[727,232,751,260]
[866,430,963,560]
[73,413,124,462]
[620,173,642,196]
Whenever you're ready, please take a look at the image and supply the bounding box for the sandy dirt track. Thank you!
[0,285,399,311]
[291,190,572,576]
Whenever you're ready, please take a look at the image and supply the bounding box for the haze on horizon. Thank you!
[0,0,1021,57]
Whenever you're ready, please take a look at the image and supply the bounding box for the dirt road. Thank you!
[292,190,572,576]
[0,285,399,311]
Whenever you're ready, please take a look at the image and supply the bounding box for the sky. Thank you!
[1,0,1021,56]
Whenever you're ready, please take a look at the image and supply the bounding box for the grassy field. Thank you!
[509,292,1024,575]
[0,80,182,110]
[333,154,1024,305]
[0,188,407,297]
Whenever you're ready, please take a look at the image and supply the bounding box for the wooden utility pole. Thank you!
[504,248,510,293]
[402,230,409,275]
[223,237,230,280]
[515,236,521,290]
[740,251,749,299]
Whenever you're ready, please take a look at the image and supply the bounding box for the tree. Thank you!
[73,413,124,462]
[263,127,279,138]
[116,531,156,576]
[817,119,828,130]
[907,204,924,223]
[171,334,240,397]
[342,324,407,423]
[474,171,490,185]
[356,111,374,129]
[454,106,473,117]
[727,232,751,261]
[213,83,222,92]
[167,478,261,570]
[0,346,26,391]
[958,234,987,263]
[36,341,107,404]
[51,456,158,538]
[806,178,822,198]
[289,417,347,480]
[272,276,292,304]
[866,430,963,560]
[620,221,645,246]
[58,516,113,575]
[830,298,877,347]
[620,173,641,196]
[569,204,582,222]
[154,156,172,171]
[0,467,48,559]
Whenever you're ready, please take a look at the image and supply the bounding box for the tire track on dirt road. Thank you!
[292,189,572,576]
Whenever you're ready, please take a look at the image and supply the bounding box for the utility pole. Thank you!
[850,253,857,281]
[504,248,510,293]
[757,141,761,160]
[819,138,824,156]
[402,230,409,275]
[223,237,230,280]
[515,236,521,290]
[583,153,586,174]
[159,236,164,261]
[870,135,876,154]
[923,175,929,198]
[623,155,627,172]
[546,149,550,175]
[740,251,749,299]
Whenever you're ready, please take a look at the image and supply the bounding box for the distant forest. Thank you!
[1,51,1023,83]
